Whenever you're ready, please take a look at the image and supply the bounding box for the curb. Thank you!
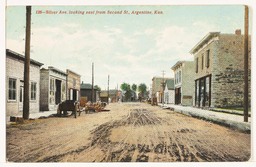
[173,108,251,133]
[210,108,251,117]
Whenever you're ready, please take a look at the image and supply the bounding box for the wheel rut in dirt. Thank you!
[42,108,203,162]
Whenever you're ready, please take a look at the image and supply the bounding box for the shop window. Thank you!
[61,81,66,101]
[50,78,55,104]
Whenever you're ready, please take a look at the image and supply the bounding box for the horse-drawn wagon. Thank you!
[57,100,79,118]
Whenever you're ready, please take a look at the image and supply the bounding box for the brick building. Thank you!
[66,69,81,101]
[40,66,67,111]
[6,49,43,116]
[171,61,194,106]
[190,30,251,108]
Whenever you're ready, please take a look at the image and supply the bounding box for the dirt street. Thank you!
[6,102,251,162]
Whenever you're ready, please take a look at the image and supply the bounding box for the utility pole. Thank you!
[244,5,249,122]
[107,75,110,104]
[162,70,165,107]
[91,62,94,103]
[23,6,31,120]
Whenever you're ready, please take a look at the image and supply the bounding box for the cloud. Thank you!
[6,18,224,89]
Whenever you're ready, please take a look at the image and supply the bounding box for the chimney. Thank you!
[235,29,241,35]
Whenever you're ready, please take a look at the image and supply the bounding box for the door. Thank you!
[72,89,77,101]
[175,88,181,104]
[55,80,61,104]
[19,82,24,112]
[199,78,206,107]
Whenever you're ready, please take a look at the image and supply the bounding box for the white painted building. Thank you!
[40,66,67,111]
[6,49,43,117]
[164,79,175,104]
[171,61,194,106]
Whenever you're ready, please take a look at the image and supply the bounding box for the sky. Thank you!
[6,5,246,90]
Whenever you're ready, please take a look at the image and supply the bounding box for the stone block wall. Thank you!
[211,34,251,108]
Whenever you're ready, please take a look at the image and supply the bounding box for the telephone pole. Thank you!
[244,5,249,122]
[162,70,165,107]
[91,62,94,103]
[107,75,110,104]
[23,6,32,120]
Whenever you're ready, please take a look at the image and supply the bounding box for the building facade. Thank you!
[171,61,194,106]
[40,66,67,111]
[66,69,81,101]
[163,79,175,104]
[80,82,97,102]
[190,30,251,108]
[6,49,43,116]
[152,77,171,103]
[100,89,120,103]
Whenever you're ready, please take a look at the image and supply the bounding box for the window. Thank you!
[206,50,210,68]
[50,78,55,104]
[61,81,66,101]
[176,72,178,84]
[174,73,176,84]
[73,78,76,87]
[201,54,204,70]
[20,87,23,102]
[196,57,198,73]
[179,71,181,83]
[31,82,37,100]
[8,78,16,100]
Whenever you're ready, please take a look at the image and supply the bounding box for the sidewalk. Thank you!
[6,110,57,124]
[159,103,251,132]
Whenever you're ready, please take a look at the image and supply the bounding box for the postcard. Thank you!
[2,0,255,166]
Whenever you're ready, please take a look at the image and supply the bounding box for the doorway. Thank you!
[19,81,24,112]
[175,87,181,104]
[55,80,61,105]
[69,88,79,101]
[73,89,77,101]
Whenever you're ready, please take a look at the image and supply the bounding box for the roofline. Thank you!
[66,69,81,77]
[171,61,185,70]
[80,83,98,89]
[48,66,67,76]
[152,76,172,80]
[189,32,220,54]
[6,49,44,67]
[171,60,194,70]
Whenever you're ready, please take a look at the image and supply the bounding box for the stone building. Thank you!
[171,61,194,106]
[163,79,175,104]
[40,66,67,111]
[66,69,81,101]
[6,49,43,116]
[151,77,171,103]
[190,30,251,108]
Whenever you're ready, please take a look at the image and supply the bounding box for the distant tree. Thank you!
[132,84,137,92]
[120,82,130,91]
[94,85,101,91]
[120,82,133,101]
[138,83,147,98]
